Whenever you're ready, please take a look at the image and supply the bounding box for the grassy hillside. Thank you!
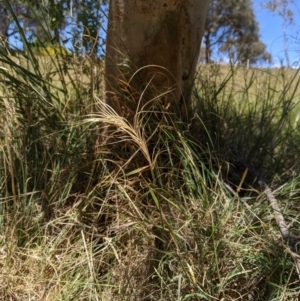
[0,47,300,300]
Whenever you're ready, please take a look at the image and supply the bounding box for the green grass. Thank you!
[1,32,300,301]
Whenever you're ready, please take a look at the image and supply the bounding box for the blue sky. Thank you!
[253,0,300,67]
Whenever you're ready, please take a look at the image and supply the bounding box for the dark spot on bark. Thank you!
[182,73,188,81]
[179,94,184,106]
[163,3,167,8]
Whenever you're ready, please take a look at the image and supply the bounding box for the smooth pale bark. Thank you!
[104,0,210,121]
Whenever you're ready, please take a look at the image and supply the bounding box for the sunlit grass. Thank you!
[1,16,300,301]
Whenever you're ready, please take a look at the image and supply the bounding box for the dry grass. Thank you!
[1,40,300,301]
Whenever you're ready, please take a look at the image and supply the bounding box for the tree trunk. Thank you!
[104,0,210,122]
[103,2,210,297]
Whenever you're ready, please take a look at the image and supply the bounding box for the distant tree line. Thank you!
[0,0,277,66]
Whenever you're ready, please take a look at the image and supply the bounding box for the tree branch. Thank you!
[229,144,300,277]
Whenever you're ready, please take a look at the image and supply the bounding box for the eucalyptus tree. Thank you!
[204,0,271,65]
[73,0,107,56]
[0,0,107,54]
[104,0,211,122]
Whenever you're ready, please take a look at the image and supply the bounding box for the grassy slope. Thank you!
[0,50,300,300]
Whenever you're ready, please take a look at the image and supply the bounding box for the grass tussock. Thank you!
[1,26,300,301]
